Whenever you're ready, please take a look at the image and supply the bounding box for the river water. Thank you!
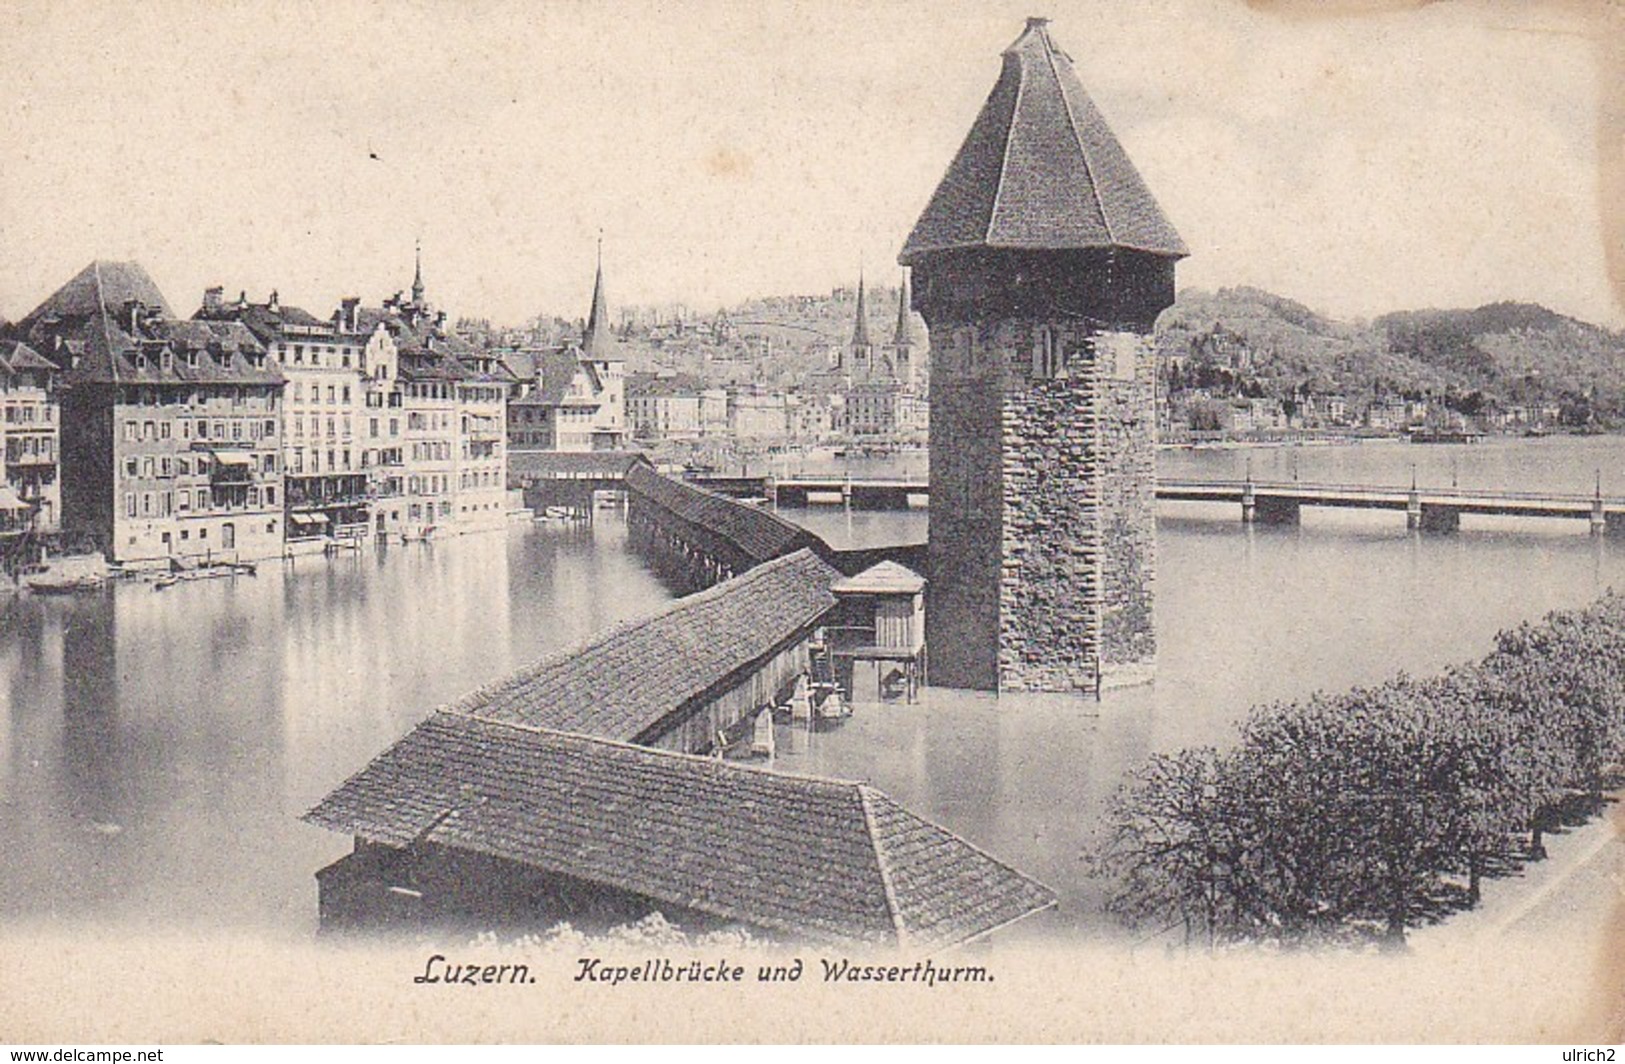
[3,436,1625,940]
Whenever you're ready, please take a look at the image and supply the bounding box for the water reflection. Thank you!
[0,520,674,935]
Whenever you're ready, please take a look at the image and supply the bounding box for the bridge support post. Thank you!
[1406,492,1421,531]
[1592,498,1607,536]
[1241,482,1256,524]
[1418,504,1460,534]
[1252,495,1300,526]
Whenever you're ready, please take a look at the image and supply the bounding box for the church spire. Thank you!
[411,238,425,308]
[582,234,612,358]
[891,272,915,346]
[850,271,872,349]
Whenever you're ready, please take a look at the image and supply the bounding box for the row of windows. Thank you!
[123,453,277,479]
[288,448,351,475]
[144,521,277,549]
[5,437,54,461]
[458,470,499,489]
[123,418,278,443]
[122,387,275,408]
[407,474,451,495]
[411,441,452,463]
[279,342,358,369]
[290,382,354,405]
[3,404,50,424]
[123,485,278,517]
[292,416,353,440]
[408,501,455,520]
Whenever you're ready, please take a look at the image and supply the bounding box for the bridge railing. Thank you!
[1156,478,1621,505]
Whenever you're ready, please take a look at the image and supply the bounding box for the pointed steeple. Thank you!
[850,271,872,349]
[891,273,915,347]
[411,239,425,308]
[899,17,1186,264]
[581,236,613,359]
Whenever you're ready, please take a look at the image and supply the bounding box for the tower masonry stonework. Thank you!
[900,19,1185,693]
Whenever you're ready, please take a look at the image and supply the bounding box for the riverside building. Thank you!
[18,262,286,565]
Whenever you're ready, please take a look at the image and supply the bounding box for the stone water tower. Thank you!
[899,17,1186,692]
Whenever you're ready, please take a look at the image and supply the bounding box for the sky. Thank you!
[0,0,1619,328]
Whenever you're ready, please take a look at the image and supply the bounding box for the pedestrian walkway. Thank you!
[1410,797,1625,951]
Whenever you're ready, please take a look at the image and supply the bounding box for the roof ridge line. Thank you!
[986,50,1025,248]
[859,785,909,946]
[436,709,875,790]
[868,788,1058,897]
[95,262,121,386]
[444,546,830,714]
[1043,34,1114,246]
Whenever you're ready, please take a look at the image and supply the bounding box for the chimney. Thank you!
[341,297,360,332]
[236,290,248,310]
[268,289,280,312]
[203,286,224,313]
[122,298,143,333]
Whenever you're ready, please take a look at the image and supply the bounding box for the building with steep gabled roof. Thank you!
[901,17,1183,692]
[16,261,176,344]
[304,712,1056,946]
[506,255,625,453]
[37,274,289,565]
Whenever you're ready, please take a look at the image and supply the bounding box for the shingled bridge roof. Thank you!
[625,463,821,567]
[304,712,1056,948]
[446,547,841,743]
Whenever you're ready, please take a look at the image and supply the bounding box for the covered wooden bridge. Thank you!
[304,713,1056,946]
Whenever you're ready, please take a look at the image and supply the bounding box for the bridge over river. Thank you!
[690,473,1625,534]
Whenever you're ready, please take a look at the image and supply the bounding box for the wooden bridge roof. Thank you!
[625,464,822,565]
[445,548,842,743]
[304,712,1055,947]
[508,449,652,480]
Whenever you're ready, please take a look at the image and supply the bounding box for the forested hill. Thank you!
[1156,286,1625,422]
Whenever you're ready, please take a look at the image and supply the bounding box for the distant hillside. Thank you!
[1157,287,1625,423]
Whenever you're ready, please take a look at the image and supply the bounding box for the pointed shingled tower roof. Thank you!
[581,239,615,359]
[850,272,872,349]
[899,17,1186,265]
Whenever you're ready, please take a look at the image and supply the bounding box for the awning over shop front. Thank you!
[290,512,331,528]
[211,452,255,467]
[0,485,31,511]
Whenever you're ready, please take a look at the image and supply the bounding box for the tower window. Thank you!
[1032,326,1067,380]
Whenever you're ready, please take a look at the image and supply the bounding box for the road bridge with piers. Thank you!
[690,473,1625,534]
